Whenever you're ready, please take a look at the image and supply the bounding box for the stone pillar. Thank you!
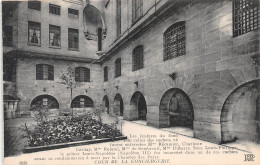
[193,120,221,144]
[147,105,160,128]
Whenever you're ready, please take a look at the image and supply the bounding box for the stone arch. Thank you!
[113,93,124,116]
[31,94,59,109]
[159,88,194,128]
[130,91,147,120]
[71,95,94,108]
[221,79,260,143]
[103,95,109,114]
[71,95,94,115]
[83,4,106,40]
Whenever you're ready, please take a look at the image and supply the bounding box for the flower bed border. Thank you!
[23,136,127,153]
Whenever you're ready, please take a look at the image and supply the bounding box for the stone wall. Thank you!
[101,0,260,143]
[16,57,103,115]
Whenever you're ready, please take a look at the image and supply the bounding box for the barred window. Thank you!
[71,95,94,108]
[49,4,60,15]
[132,0,143,23]
[36,64,54,80]
[75,67,90,82]
[68,28,79,49]
[104,66,108,82]
[68,8,79,19]
[49,25,61,47]
[3,26,12,46]
[233,0,260,37]
[28,21,41,44]
[132,45,144,71]
[116,0,121,37]
[164,21,185,61]
[115,58,121,78]
[28,1,41,11]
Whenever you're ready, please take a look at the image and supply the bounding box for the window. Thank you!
[132,45,144,71]
[115,58,121,78]
[49,25,61,47]
[233,0,259,37]
[132,0,143,23]
[3,57,15,81]
[164,21,185,61]
[104,66,108,82]
[3,26,12,46]
[116,0,121,37]
[28,1,41,10]
[49,4,60,15]
[36,64,54,80]
[68,8,79,19]
[68,28,79,50]
[28,21,41,44]
[98,28,102,51]
[75,67,90,82]
[71,95,94,108]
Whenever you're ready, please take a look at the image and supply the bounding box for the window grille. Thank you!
[132,45,144,71]
[68,8,79,19]
[75,67,90,82]
[116,0,121,37]
[104,66,108,82]
[28,21,41,44]
[164,21,185,61]
[49,4,60,15]
[49,25,61,47]
[132,0,143,22]
[3,26,12,46]
[233,0,260,37]
[36,64,54,80]
[71,96,94,108]
[28,1,41,10]
[68,28,79,49]
[115,58,121,78]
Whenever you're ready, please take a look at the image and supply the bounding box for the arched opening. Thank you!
[130,91,147,120]
[103,95,109,114]
[83,4,106,50]
[31,95,59,109]
[159,88,194,136]
[31,95,59,117]
[221,80,260,144]
[114,94,124,116]
[71,95,94,115]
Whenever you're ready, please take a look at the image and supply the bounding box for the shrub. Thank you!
[30,101,53,123]
[25,114,122,147]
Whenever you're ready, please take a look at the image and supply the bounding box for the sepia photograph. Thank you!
[1,0,260,164]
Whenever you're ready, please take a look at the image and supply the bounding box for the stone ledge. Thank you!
[23,136,127,153]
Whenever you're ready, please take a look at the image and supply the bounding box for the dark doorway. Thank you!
[103,95,109,114]
[114,94,124,116]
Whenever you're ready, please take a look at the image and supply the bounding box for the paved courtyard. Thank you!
[4,114,260,165]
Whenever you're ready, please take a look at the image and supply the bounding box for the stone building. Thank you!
[2,0,260,144]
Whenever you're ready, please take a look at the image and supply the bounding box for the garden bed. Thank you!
[23,114,124,153]
[23,136,127,153]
